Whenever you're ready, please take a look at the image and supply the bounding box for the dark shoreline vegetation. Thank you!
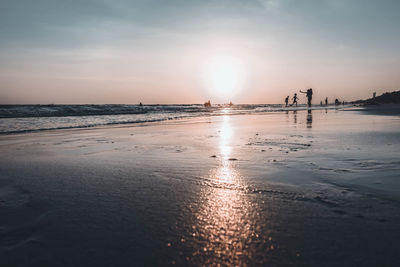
[352,90,400,105]
[350,91,400,115]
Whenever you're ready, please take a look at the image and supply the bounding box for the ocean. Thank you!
[0,104,329,134]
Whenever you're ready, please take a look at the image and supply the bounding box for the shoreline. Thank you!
[0,105,370,135]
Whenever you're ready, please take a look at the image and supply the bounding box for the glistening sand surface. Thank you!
[0,109,399,266]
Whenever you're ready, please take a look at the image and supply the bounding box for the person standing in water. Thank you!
[300,88,313,107]
[325,97,328,106]
[292,93,298,107]
[285,96,289,107]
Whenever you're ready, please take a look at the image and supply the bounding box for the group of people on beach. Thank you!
[285,88,313,107]
[285,88,345,107]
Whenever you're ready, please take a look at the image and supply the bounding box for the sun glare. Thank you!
[203,56,245,101]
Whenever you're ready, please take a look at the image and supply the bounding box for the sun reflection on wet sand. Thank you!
[219,115,233,158]
[192,116,260,265]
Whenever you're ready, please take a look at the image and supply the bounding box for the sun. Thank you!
[203,56,245,101]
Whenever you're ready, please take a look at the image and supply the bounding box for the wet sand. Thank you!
[1,109,400,266]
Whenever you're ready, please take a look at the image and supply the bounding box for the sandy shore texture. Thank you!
[1,109,400,266]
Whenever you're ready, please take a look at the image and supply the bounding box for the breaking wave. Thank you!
[0,104,339,134]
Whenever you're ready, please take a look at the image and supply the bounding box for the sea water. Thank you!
[0,104,334,134]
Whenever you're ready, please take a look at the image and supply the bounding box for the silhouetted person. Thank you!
[285,96,289,107]
[300,88,313,107]
[292,93,298,106]
[373,92,376,98]
[335,99,340,105]
[325,97,328,106]
[320,101,323,106]
[139,102,143,106]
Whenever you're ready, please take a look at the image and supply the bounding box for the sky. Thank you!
[0,0,399,104]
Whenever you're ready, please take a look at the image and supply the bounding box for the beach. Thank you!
[1,108,400,266]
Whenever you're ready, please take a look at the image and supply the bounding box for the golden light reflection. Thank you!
[219,115,233,158]
[221,108,230,114]
[214,163,235,184]
[191,115,259,265]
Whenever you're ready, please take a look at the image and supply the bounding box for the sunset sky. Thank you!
[1,0,399,104]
